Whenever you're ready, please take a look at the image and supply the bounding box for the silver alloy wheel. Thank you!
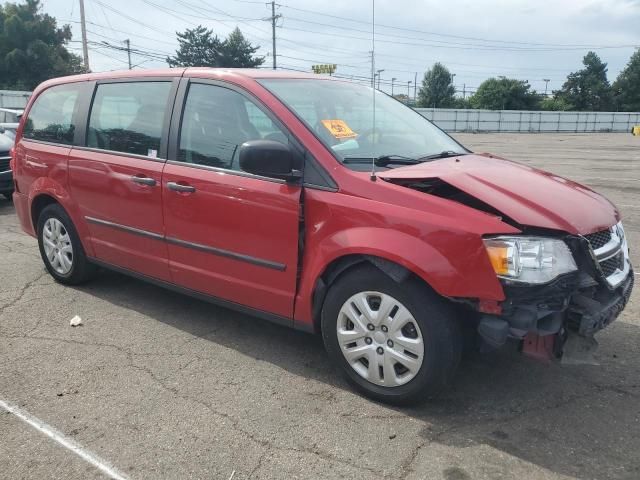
[337,291,425,387]
[42,218,73,275]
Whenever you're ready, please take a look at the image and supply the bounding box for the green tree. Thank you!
[167,26,223,67]
[555,52,613,111]
[417,62,456,108]
[0,0,85,90]
[219,27,264,68]
[167,26,264,68]
[540,96,571,111]
[469,77,540,110]
[612,48,640,112]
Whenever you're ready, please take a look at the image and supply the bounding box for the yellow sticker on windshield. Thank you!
[321,119,358,139]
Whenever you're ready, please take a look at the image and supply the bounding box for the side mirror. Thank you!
[239,140,302,182]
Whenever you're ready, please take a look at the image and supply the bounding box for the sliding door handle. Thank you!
[167,181,196,193]
[132,175,157,186]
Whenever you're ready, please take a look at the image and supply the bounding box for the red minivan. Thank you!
[12,69,633,404]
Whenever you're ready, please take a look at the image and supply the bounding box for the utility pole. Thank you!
[370,51,375,87]
[463,83,466,99]
[391,77,396,96]
[79,0,90,71]
[543,78,550,96]
[269,1,281,70]
[413,72,417,103]
[407,80,412,105]
[376,69,384,90]
[125,39,132,70]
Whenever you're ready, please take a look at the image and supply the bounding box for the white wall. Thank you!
[416,108,640,133]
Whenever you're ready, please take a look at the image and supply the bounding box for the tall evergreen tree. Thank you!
[167,26,223,67]
[0,0,85,90]
[612,49,640,112]
[167,26,263,68]
[219,27,264,68]
[417,63,456,108]
[555,52,613,111]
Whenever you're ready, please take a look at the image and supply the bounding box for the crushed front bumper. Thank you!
[476,228,633,359]
[568,271,634,336]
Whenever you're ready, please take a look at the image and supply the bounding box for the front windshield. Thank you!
[259,78,467,167]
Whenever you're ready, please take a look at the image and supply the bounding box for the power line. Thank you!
[278,3,638,49]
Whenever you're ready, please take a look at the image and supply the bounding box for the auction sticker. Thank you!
[321,119,358,139]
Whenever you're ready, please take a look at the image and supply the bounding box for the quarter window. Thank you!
[23,84,82,145]
[87,82,172,157]
[178,83,288,170]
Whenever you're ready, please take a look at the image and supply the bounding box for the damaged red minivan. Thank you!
[11,69,633,404]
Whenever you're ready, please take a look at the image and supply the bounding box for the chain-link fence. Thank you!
[416,108,640,133]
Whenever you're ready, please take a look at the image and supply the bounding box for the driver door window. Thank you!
[178,84,288,171]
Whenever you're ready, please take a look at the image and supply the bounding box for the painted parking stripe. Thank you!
[0,398,130,480]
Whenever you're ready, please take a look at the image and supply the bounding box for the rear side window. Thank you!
[87,82,172,157]
[23,84,81,145]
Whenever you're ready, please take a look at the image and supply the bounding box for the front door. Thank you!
[162,81,301,318]
[68,80,176,281]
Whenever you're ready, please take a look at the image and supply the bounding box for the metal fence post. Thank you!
[538,112,542,132]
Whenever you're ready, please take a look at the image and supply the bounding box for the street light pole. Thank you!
[543,78,550,96]
[407,80,412,105]
[391,77,396,96]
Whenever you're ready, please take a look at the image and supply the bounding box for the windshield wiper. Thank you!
[418,151,468,161]
[343,154,422,167]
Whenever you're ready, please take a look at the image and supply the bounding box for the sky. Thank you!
[39,0,640,97]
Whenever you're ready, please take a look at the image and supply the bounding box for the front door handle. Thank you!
[132,175,157,186]
[167,181,196,193]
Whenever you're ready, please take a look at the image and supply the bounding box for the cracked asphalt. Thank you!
[1,133,639,480]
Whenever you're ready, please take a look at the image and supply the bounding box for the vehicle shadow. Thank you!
[76,269,639,480]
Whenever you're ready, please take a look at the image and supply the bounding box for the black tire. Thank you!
[2,193,12,201]
[321,263,461,405]
[37,203,96,285]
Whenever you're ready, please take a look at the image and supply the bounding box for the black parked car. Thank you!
[0,128,14,200]
[0,108,22,200]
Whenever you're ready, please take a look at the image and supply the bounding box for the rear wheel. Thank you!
[322,264,461,405]
[37,204,95,285]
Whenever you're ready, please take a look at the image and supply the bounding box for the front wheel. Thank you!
[321,264,461,405]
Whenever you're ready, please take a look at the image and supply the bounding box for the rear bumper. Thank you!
[0,169,12,193]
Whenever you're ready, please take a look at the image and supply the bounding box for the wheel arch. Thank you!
[310,253,427,334]
[28,178,95,258]
[31,194,60,231]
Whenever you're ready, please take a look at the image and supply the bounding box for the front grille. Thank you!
[585,229,612,250]
[600,252,623,277]
[0,154,9,172]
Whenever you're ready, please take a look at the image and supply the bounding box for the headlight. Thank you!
[483,236,577,284]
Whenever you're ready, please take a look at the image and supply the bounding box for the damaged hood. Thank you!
[381,154,618,234]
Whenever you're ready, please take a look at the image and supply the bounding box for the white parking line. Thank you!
[0,398,130,480]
